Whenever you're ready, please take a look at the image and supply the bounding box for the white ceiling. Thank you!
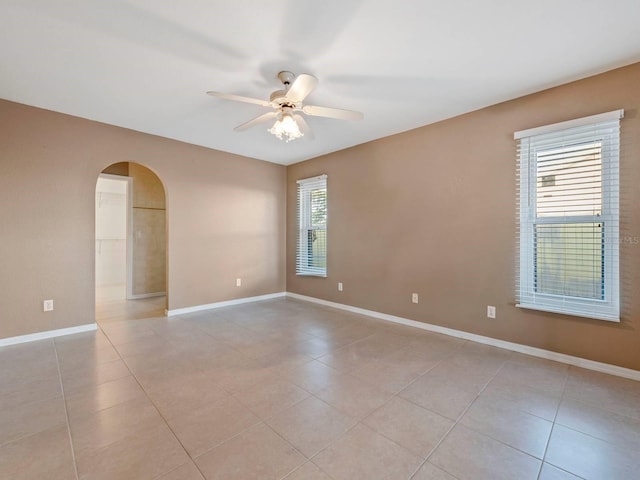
[1,1,639,165]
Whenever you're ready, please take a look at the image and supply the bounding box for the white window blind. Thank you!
[296,175,327,276]
[516,110,622,322]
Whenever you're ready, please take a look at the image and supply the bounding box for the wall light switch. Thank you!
[487,306,496,318]
[43,299,54,312]
[236,278,242,287]
[338,282,343,291]
[412,293,419,304]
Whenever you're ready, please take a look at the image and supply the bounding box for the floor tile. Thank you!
[293,336,339,359]
[213,357,279,394]
[0,341,59,389]
[155,461,205,480]
[363,396,453,458]
[266,396,356,458]
[317,344,382,373]
[0,374,62,410]
[399,372,479,420]
[411,462,458,480]
[114,332,171,359]
[0,339,57,369]
[283,461,333,480]
[312,423,423,480]
[459,394,553,458]
[555,397,640,451]
[481,375,562,421]
[315,372,393,419]
[143,371,228,420]
[194,422,305,480]
[56,341,121,372]
[253,348,314,378]
[538,463,583,480]
[564,367,640,420]
[351,357,426,394]
[381,344,448,373]
[312,323,377,348]
[75,422,189,480]
[493,359,568,395]
[64,375,146,421]
[69,397,164,458]
[166,395,260,457]
[427,357,499,392]
[233,379,309,420]
[0,425,76,480]
[429,424,541,480]
[545,424,640,480]
[99,322,157,346]
[445,348,507,380]
[60,358,131,396]
[0,395,67,446]
[280,359,344,394]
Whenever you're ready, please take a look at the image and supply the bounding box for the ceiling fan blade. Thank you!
[207,91,270,107]
[234,112,277,131]
[285,74,318,102]
[293,114,314,140]
[302,104,363,121]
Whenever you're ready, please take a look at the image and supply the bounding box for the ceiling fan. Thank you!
[207,71,363,142]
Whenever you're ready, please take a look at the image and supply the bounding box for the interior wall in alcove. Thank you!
[100,162,166,298]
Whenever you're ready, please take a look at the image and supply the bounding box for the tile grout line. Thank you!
[96,322,210,480]
[282,338,490,480]
[288,341,471,480]
[118,315,330,475]
[536,365,572,480]
[52,339,80,480]
[541,364,639,479]
[407,344,514,479]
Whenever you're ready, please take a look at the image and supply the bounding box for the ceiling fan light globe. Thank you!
[268,114,304,143]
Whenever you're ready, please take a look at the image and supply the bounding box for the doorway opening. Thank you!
[95,162,167,323]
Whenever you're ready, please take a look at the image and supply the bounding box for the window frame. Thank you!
[515,111,622,322]
[296,174,327,277]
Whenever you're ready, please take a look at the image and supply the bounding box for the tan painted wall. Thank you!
[0,100,286,339]
[129,163,166,296]
[287,62,640,371]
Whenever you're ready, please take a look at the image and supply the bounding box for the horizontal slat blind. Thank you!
[296,175,327,276]
[516,112,621,321]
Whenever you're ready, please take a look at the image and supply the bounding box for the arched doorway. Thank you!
[95,162,167,322]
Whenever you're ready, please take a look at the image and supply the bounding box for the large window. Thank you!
[516,111,622,321]
[296,174,327,276]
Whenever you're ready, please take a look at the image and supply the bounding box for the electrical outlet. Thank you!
[412,293,419,304]
[43,299,54,312]
[236,278,242,287]
[487,305,496,318]
[338,282,343,292]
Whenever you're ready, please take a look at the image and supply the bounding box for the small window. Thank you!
[515,111,622,321]
[296,175,327,276]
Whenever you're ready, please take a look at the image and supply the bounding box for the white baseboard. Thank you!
[128,292,166,300]
[286,292,640,382]
[0,323,98,347]
[166,292,287,317]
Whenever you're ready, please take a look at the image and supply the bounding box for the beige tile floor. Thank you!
[2,296,640,479]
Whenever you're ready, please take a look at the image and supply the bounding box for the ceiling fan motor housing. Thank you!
[277,71,295,86]
[270,71,296,106]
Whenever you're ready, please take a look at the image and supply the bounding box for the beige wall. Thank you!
[0,100,286,339]
[287,62,640,371]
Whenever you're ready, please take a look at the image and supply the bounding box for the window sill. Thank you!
[516,303,619,322]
